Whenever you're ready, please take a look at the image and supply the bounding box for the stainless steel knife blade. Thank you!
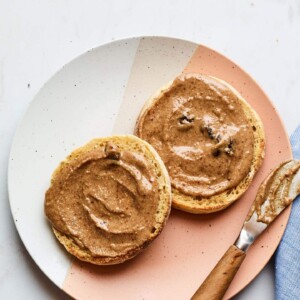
[235,160,300,251]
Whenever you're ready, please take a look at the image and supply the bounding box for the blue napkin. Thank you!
[275,125,300,299]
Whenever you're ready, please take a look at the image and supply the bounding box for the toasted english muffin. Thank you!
[135,73,265,214]
[45,135,171,265]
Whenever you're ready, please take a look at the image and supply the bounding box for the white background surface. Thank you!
[1,0,300,299]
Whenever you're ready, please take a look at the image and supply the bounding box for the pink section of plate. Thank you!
[63,38,291,300]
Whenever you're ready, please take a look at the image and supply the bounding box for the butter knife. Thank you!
[191,160,300,300]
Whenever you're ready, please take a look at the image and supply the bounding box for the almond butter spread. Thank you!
[45,142,159,258]
[136,74,255,198]
[247,160,300,224]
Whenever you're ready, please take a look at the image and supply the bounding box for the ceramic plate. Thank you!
[8,36,292,299]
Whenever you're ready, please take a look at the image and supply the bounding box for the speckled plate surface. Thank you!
[8,36,292,299]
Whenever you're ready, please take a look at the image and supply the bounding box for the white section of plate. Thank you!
[8,38,140,287]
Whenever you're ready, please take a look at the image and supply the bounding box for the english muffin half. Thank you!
[135,73,265,214]
[45,135,171,265]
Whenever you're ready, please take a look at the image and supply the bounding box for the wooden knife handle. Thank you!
[191,245,246,300]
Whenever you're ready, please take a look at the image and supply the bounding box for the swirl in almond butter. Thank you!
[45,142,159,258]
[136,74,255,198]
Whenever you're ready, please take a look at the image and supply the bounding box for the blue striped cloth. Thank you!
[275,125,300,299]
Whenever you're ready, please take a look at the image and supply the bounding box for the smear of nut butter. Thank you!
[247,160,300,224]
[45,142,159,258]
[136,74,255,197]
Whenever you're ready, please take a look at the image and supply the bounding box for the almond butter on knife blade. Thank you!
[191,160,300,300]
